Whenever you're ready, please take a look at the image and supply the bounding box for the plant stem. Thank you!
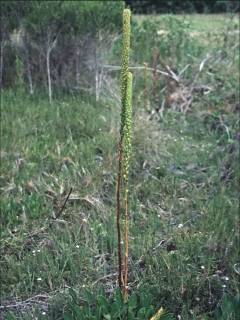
[116,8,132,298]
[123,188,129,301]
[116,139,123,288]
[122,71,133,301]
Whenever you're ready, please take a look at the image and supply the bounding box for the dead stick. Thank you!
[55,188,72,219]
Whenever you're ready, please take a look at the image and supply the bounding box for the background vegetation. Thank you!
[0,1,239,319]
[125,0,239,14]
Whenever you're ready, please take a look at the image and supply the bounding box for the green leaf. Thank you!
[128,293,138,310]
[68,288,78,303]
[63,311,74,320]
[137,307,147,318]
[115,288,123,306]
[97,295,109,315]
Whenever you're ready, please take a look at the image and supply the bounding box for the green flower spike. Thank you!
[116,8,132,300]
[120,8,131,137]
[123,71,133,185]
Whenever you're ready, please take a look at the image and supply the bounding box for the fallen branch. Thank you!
[0,293,50,311]
[92,272,118,286]
[0,286,86,313]
[54,187,73,219]
[101,64,173,80]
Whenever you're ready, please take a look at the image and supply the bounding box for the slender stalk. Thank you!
[152,48,160,104]
[122,72,133,301]
[116,8,131,295]
[0,41,4,88]
[46,48,52,104]
[116,139,123,288]
[120,9,131,137]
[123,189,129,301]
[26,52,33,95]
[144,62,148,110]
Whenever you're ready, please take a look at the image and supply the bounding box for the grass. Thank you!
[1,14,239,320]
[135,14,239,32]
[1,88,239,319]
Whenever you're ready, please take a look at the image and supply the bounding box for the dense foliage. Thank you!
[126,0,239,14]
[0,1,124,98]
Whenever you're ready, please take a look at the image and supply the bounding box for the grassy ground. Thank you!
[135,14,239,32]
[1,88,239,319]
[1,13,240,320]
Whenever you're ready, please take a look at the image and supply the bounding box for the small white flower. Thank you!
[222,284,227,288]
[201,266,205,270]
[195,297,200,301]
[32,250,36,254]
[157,29,168,36]
[120,240,124,245]
[223,276,229,281]
[82,284,86,288]
[178,224,183,229]
[42,312,46,315]
[82,218,88,223]
[157,214,161,218]
[37,249,41,253]
[76,245,80,248]
[37,277,42,281]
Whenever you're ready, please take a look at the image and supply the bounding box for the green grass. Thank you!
[1,87,239,319]
[134,13,239,50]
[1,13,240,320]
[135,14,239,32]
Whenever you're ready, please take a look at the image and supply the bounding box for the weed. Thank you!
[116,8,133,301]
